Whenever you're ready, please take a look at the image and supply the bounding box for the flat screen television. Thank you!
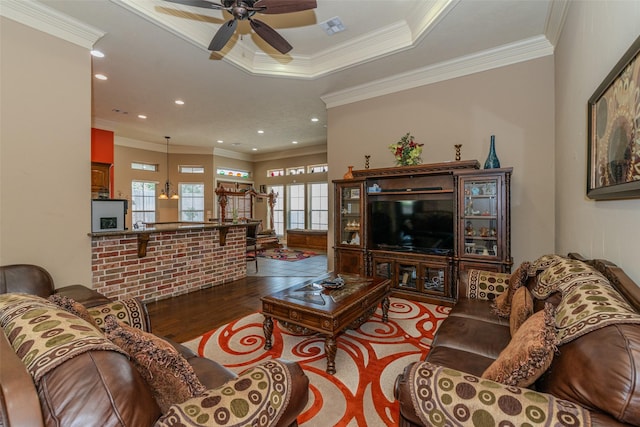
[369,199,454,254]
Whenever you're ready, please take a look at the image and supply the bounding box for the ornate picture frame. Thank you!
[587,35,640,200]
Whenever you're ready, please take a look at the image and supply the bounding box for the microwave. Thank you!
[91,199,128,232]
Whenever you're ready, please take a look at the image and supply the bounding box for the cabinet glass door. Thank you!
[462,178,500,258]
[373,259,393,279]
[338,184,363,248]
[397,263,418,290]
[420,264,446,295]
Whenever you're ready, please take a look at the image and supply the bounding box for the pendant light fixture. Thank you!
[159,136,179,200]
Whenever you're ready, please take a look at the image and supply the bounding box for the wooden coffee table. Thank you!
[261,274,391,375]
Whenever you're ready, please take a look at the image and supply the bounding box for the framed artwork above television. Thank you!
[587,35,640,200]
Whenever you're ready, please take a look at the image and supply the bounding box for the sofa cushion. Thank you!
[89,297,149,332]
[482,303,557,387]
[405,361,590,427]
[431,315,511,360]
[425,346,497,377]
[467,270,510,300]
[492,261,530,318]
[537,323,640,425]
[447,298,509,326]
[104,315,206,413]
[509,286,534,336]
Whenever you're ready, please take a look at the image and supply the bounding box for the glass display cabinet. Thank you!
[334,179,366,275]
[456,168,512,274]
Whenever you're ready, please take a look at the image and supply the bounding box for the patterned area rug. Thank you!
[182,297,450,426]
[256,248,317,261]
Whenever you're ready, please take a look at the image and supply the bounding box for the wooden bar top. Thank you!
[88,221,253,237]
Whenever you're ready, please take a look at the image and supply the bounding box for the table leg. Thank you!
[325,335,337,375]
[263,316,273,350]
[381,296,390,322]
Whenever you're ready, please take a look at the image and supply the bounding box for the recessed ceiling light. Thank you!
[252,148,258,151]
[257,130,264,134]
[175,99,185,105]
[138,114,147,119]
[292,141,298,144]
[311,117,319,122]
[90,50,105,58]
[217,140,224,144]
[94,74,107,80]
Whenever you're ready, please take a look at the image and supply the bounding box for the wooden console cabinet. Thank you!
[333,161,512,305]
[286,229,328,250]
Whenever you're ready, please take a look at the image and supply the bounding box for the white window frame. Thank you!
[308,182,328,230]
[131,162,158,172]
[179,183,205,222]
[286,166,305,176]
[267,168,284,177]
[179,165,205,174]
[308,164,328,174]
[287,183,305,229]
[131,181,157,225]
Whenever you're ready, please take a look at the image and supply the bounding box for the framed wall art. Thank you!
[587,35,640,200]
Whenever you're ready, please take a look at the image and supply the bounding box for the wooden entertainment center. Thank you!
[333,161,512,306]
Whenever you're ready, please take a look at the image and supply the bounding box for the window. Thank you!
[286,166,305,176]
[288,183,305,229]
[179,183,205,222]
[267,169,284,177]
[217,168,249,178]
[309,182,328,230]
[179,165,204,174]
[268,185,284,235]
[131,181,156,224]
[308,164,328,173]
[131,162,158,172]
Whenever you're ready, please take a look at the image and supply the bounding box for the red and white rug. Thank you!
[256,248,318,261]
[182,297,450,426]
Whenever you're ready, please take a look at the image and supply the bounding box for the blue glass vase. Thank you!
[484,135,500,169]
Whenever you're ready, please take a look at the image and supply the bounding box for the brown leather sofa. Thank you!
[0,264,309,427]
[395,254,640,426]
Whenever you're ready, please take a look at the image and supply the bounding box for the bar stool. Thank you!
[246,222,259,272]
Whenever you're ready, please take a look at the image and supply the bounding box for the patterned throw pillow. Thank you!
[103,315,206,413]
[156,360,294,427]
[492,262,531,318]
[89,298,149,332]
[467,270,510,300]
[48,294,100,329]
[482,303,557,387]
[409,361,590,426]
[509,286,534,336]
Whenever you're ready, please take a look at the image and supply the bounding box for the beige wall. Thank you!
[554,1,640,284]
[327,57,556,270]
[0,18,92,285]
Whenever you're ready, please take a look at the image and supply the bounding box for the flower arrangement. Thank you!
[389,132,424,166]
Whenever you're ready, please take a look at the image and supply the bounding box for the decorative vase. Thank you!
[343,166,354,179]
[483,135,501,169]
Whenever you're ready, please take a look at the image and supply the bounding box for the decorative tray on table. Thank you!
[319,276,345,290]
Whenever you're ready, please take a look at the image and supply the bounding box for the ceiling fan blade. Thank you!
[254,0,317,14]
[250,19,292,54]
[208,19,238,51]
[163,0,226,10]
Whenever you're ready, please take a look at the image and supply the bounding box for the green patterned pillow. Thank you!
[408,361,590,426]
[467,269,510,300]
[89,297,149,332]
[156,360,294,427]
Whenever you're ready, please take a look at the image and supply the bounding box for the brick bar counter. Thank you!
[89,222,250,302]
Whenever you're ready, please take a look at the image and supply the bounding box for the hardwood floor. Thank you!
[146,275,312,343]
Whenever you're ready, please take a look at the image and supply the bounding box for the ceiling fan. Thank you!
[164,0,317,54]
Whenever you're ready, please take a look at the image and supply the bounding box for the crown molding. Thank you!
[544,0,570,47]
[321,35,554,108]
[0,0,104,49]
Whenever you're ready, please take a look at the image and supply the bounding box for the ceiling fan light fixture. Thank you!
[319,16,345,36]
